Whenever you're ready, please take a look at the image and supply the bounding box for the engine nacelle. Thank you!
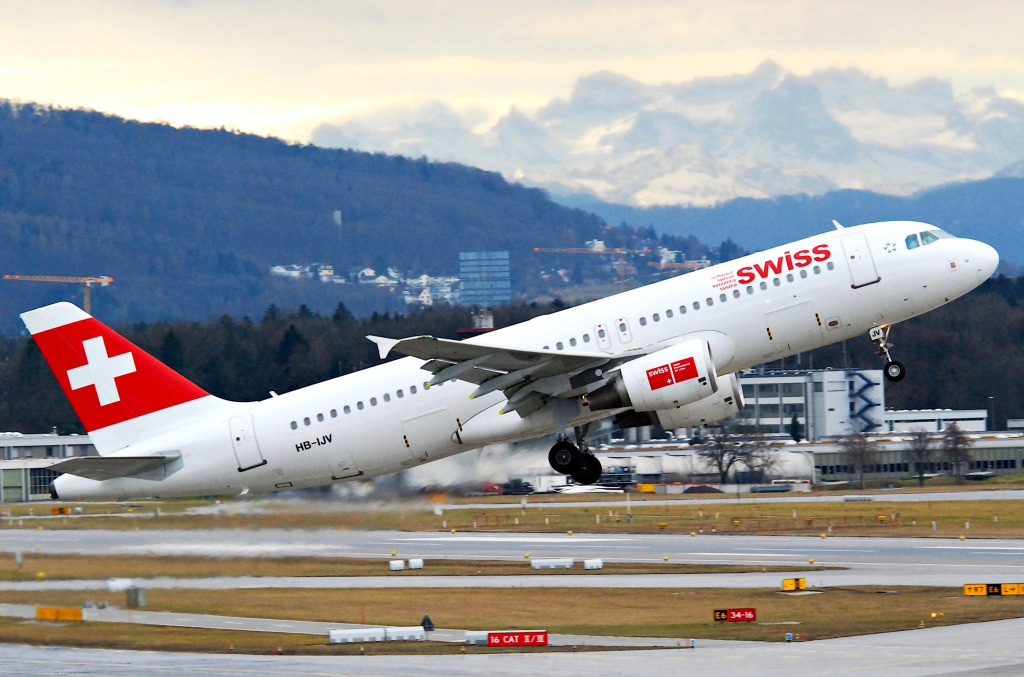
[589,339,717,412]
[653,372,744,429]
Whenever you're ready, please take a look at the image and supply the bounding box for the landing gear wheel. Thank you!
[870,326,906,382]
[570,454,603,485]
[884,360,906,383]
[548,440,579,474]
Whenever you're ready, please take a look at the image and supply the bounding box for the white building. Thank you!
[735,369,886,440]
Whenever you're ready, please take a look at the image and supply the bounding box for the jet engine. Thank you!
[652,371,744,429]
[588,339,717,412]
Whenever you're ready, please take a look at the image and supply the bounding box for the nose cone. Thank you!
[969,240,1000,280]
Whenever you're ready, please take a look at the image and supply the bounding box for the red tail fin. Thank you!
[21,303,210,435]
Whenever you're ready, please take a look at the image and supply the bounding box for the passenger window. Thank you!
[813,266,821,275]
[618,322,627,332]
[383,393,391,402]
[397,389,404,398]
[424,382,430,389]
[303,417,311,426]
[330,409,337,418]
[410,386,418,394]
[370,397,377,406]
[317,413,324,422]
[666,309,673,318]
[569,337,577,347]
[679,305,687,314]
[357,402,364,410]
[344,405,351,414]
[732,289,740,298]
[639,317,647,327]
[905,234,920,250]
[706,297,714,306]
[692,301,700,310]
[598,329,606,339]
[583,334,591,343]
[773,278,781,286]
[556,341,564,350]
[827,262,835,271]
[290,421,298,430]
[653,313,660,322]
[800,270,807,278]
[760,281,768,290]
[719,293,727,302]
[746,286,754,294]
[786,273,794,283]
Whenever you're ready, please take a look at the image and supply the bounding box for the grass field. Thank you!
[2,585,1023,653]
[0,553,813,581]
[8,490,1024,538]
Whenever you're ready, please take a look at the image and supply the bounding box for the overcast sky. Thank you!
[2,0,1023,141]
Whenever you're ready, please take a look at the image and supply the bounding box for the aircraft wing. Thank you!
[49,451,182,481]
[368,334,625,416]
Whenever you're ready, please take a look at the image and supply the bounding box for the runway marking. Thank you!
[390,536,625,543]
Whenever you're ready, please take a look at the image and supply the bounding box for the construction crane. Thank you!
[533,246,650,292]
[4,275,113,314]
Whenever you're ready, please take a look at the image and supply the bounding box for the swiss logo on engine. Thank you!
[646,357,697,390]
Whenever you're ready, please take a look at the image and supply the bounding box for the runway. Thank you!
[2,529,1023,588]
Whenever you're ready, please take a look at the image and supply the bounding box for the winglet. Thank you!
[366,335,401,360]
[832,220,845,230]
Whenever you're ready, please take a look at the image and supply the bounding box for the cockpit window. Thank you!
[909,229,954,249]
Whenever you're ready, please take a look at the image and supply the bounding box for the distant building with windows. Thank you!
[736,369,886,440]
[0,433,97,501]
[734,368,987,440]
[459,251,511,307]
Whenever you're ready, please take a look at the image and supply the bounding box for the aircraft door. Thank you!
[765,301,826,355]
[614,317,633,344]
[840,233,881,288]
[229,414,267,472]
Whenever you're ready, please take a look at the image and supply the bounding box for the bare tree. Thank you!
[941,422,973,484]
[697,421,749,484]
[743,431,779,483]
[905,430,935,487]
[837,431,880,490]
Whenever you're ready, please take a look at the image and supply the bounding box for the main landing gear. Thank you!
[548,424,603,485]
[870,326,905,382]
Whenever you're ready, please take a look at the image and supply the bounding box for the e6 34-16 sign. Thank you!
[714,608,757,622]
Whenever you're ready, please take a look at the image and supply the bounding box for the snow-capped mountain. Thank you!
[312,61,1024,207]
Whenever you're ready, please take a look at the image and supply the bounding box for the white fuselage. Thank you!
[53,221,998,499]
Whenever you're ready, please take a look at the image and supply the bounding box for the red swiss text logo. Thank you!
[736,244,831,284]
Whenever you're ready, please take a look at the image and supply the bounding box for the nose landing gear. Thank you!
[870,326,905,382]
[547,424,603,485]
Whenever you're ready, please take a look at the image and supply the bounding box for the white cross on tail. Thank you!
[66,337,137,406]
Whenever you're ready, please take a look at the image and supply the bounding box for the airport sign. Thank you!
[487,631,548,647]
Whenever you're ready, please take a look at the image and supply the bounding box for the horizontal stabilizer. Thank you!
[49,451,181,481]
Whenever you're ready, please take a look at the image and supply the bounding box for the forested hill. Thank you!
[0,103,709,333]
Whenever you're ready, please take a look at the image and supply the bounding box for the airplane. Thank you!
[22,220,998,501]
